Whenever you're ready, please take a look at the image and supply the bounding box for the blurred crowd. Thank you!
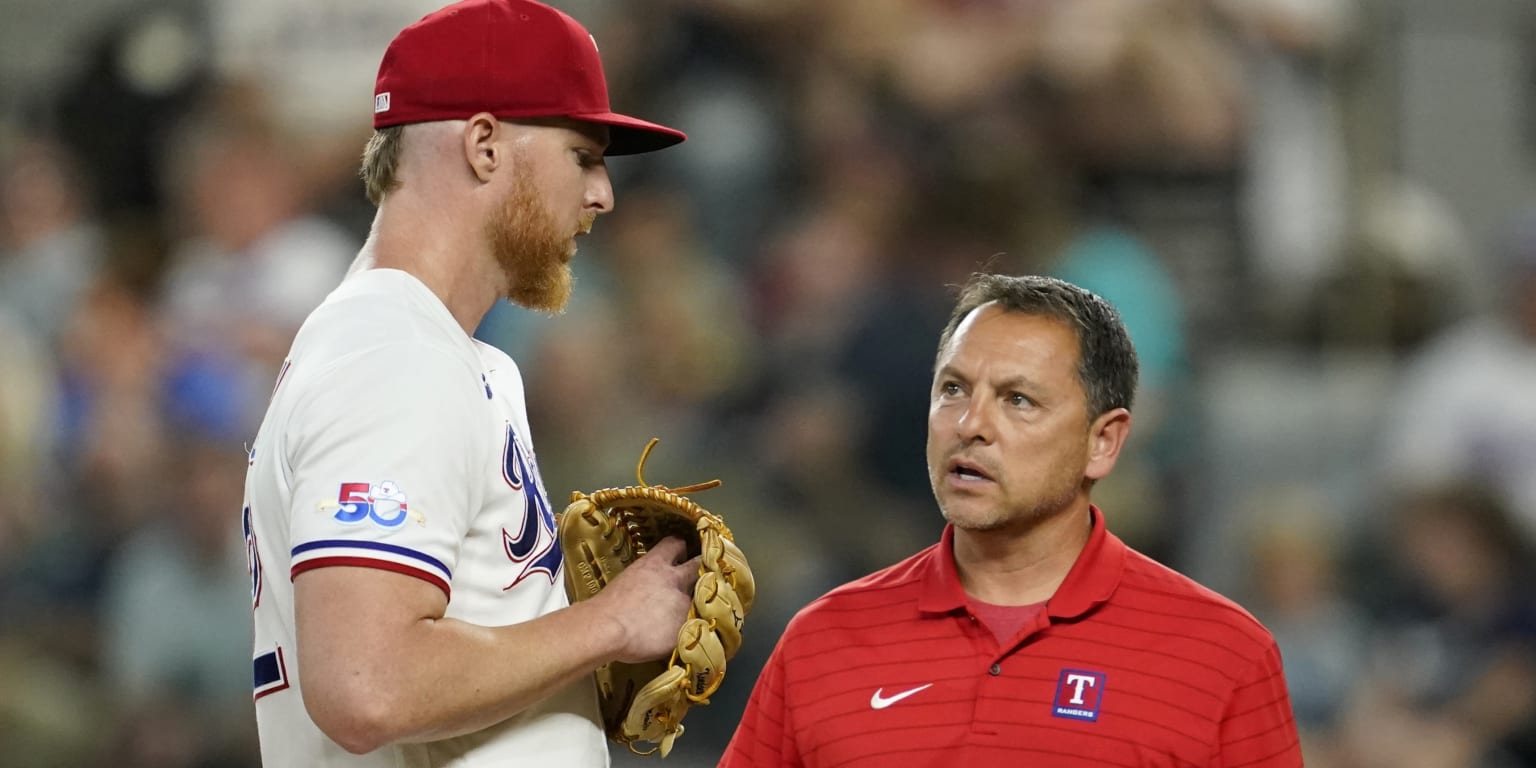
[2,0,1535,766]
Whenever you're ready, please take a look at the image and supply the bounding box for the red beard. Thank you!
[485,172,575,314]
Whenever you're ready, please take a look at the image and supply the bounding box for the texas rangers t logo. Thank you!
[1052,669,1106,721]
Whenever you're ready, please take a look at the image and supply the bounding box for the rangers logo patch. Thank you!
[1052,669,1105,721]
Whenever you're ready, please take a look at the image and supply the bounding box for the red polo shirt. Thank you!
[720,509,1301,767]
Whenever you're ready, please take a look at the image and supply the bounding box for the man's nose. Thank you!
[956,398,995,444]
[587,168,614,214]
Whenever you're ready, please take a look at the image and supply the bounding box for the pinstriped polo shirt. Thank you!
[721,508,1302,767]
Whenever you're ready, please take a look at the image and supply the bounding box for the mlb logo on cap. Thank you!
[372,0,684,155]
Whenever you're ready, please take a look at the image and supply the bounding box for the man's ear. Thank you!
[463,112,503,183]
[1084,407,1132,482]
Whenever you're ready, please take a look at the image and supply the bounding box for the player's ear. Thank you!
[1084,407,1131,482]
[464,112,502,182]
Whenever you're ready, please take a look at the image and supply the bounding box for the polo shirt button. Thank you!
[989,663,1001,676]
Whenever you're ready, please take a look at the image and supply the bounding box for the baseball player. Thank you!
[241,1,696,764]
[721,274,1303,766]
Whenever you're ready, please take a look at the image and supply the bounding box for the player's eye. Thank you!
[939,381,963,397]
[576,149,604,169]
[1006,392,1033,408]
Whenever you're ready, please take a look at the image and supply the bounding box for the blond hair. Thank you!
[359,126,405,205]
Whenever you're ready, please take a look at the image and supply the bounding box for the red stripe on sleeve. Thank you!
[291,556,451,599]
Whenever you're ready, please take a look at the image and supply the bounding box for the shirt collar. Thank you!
[917,506,1127,619]
[1047,506,1127,619]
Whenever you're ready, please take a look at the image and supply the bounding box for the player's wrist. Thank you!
[569,597,631,663]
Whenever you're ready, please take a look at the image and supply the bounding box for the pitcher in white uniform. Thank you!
[241,1,695,764]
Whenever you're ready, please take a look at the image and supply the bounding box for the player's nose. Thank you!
[586,167,614,214]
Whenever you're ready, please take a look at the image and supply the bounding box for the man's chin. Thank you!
[939,501,1008,532]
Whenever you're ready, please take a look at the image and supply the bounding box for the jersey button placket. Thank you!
[972,658,1005,737]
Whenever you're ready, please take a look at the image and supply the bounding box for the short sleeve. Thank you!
[720,633,802,768]
[1217,638,1304,767]
[284,340,484,598]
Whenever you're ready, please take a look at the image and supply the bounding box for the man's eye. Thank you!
[1007,393,1031,407]
[940,382,961,396]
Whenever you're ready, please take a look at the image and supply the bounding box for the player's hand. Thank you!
[593,536,696,663]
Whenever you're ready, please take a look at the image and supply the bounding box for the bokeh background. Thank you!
[2,0,1536,765]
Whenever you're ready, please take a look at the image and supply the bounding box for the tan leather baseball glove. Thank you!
[557,439,755,757]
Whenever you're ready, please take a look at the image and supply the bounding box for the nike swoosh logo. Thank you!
[870,683,934,709]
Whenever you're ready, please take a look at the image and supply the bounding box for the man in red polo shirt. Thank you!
[721,273,1302,767]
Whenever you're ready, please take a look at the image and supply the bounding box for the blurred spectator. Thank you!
[814,0,1040,118]
[49,5,209,226]
[0,631,109,768]
[0,136,104,344]
[1240,489,1368,761]
[0,269,163,768]
[1034,0,1244,172]
[522,186,753,493]
[0,309,55,567]
[160,91,355,353]
[598,186,752,410]
[157,90,355,433]
[54,271,170,536]
[1301,177,1476,353]
[748,201,889,380]
[205,0,441,190]
[1340,485,1536,767]
[1378,204,1536,538]
[100,434,256,768]
[0,306,72,767]
[524,306,652,494]
[1217,0,1359,315]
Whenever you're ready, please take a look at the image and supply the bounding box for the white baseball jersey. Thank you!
[242,268,608,766]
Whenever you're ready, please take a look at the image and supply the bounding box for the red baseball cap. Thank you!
[372,0,685,155]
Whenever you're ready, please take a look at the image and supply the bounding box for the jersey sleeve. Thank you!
[283,340,484,597]
[1217,636,1304,767]
[720,634,803,768]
